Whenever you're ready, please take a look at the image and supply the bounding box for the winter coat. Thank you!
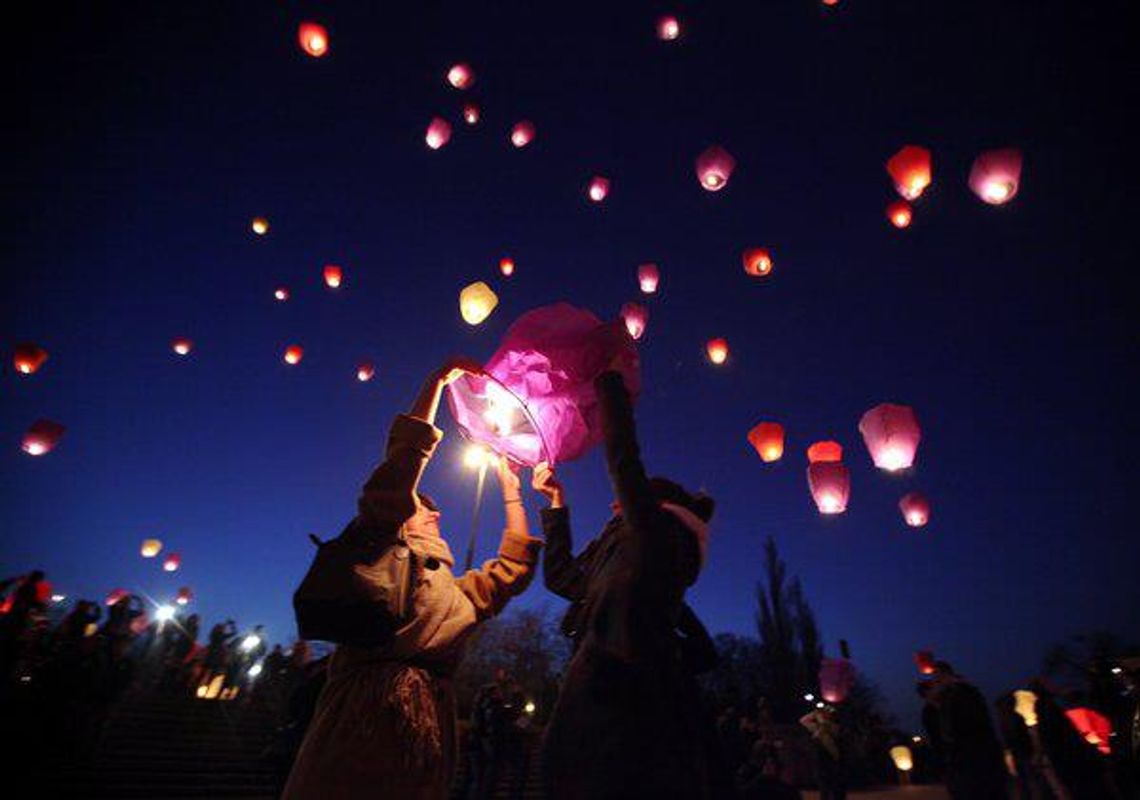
[282,414,542,800]
[935,678,1010,800]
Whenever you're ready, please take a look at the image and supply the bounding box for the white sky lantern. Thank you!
[460,281,498,325]
[162,553,181,572]
[859,402,921,472]
[890,745,914,772]
[241,634,262,652]
[426,117,453,150]
[248,662,264,678]
[969,147,1023,205]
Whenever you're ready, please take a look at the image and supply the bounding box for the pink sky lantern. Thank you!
[706,338,729,365]
[587,176,611,203]
[447,62,474,89]
[22,419,65,456]
[14,343,49,375]
[105,588,129,607]
[1065,708,1112,754]
[284,345,304,365]
[510,120,536,148]
[969,148,1023,205]
[356,361,376,383]
[172,338,193,356]
[621,302,648,340]
[887,200,913,228]
[899,492,931,527]
[808,461,850,514]
[274,287,290,302]
[176,586,193,606]
[807,440,843,463]
[656,15,681,41]
[162,553,181,572]
[886,145,932,200]
[638,263,660,294]
[323,264,343,288]
[425,117,452,150]
[859,402,921,472]
[819,657,856,703]
[742,247,773,277]
[448,303,640,466]
[462,103,480,125]
[696,145,736,192]
[297,22,329,58]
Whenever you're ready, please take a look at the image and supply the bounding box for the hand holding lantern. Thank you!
[531,461,565,509]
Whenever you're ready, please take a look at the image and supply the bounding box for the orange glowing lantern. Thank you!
[748,422,785,462]
[638,263,660,294]
[297,22,329,58]
[176,586,193,606]
[172,338,193,356]
[621,302,648,340]
[899,492,931,527]
[1064,708,1112,755]
[706,338,729,365]
[22,419,65,456]
[14,343,49,375]
[274,287,290,302]
[140,539,163,558]
[657,15,681,41]
[447,63,474,90]
[859,403,921,472]
[284,345,304,365]
[890,746,914,772]
[356,362,375,382]
[886,145,932,200]
[914,650,936,675]
[969,148,1023,205]
[162,553,181,572]
[587,176,611,203]
[105,588,129,607]
[742,248,773,277]
[251,216,270,235]
[460,281,498,325]
[696,145,736,192]
[323,265,343,289]
[510,120,536,148]
[499,257,515,277]
[807,440,843,464]
[463,103,480,125]
[426,117,452,150]
[808,461,850,514]
[887,200,913,228]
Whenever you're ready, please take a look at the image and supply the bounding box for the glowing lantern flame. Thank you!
[1013,690,1038,727]
[447,63,474,90]
[323,265,343,288]
[621,302,648,340]
[459,281,498,325]
[140,539,163,558]
[890,746,914,772]
[176,586,193,606]
[742,248,773,277]
[748,422,785,462]
[706,338,729,365]
[464,444,492,470]
[172,338,193,356]
[808,461,850,514]
[426,117,453,150]
[155,604,176,623]
[463,103,480,125]
[807,440,843,463]
[251,217,270,235]
[859,403,921,472]
[696,145,736,192]
[657,15,681,40]
[969,148,1023,205]
[284,345,304,365]
[163,553,181,572]
[886,145,932,200]
[14,343,49,375]
[510,120,536,148]
[499,257,515,277]
[298,22,329,58]
[914,650,936,675]
[1064,708,1112,755]
[481,381,520,436]
[587,176,611,203]
[899,492,931,527]
[274,287,290,302]
[638,263,660,294]
[356,362,375,382]
[22,419,65,456]
[887,200,913,228]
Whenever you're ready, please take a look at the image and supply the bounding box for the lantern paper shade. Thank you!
[323,265,343,288]
[819,657,856,703]
[748,422,785,462]
[1013,690,1039,727]
[886,145,932,200]
[176,587,193,606]
[163,553,181,572]
[899,492,931,527]
[140,539,163,558]
[914,650,936,675]
[859,403,921,472]
[172,338,193,356]
[463,103,480,125]
[696,145,736,192]
[274,287,290,302]
[22,419,65,456]
[890,746,914,772]
[587,176,611,203]
[284,345,304,365]
[251,217,270,235]
[426,117,452,150]
[500,258,515,277]
[969,148,1023,205]
[807,440,843,463]
[887,200,913,228]
[447,62,474,89]
[14,343,49,375]
[638,263,660,294]
[510,120,535,148]
[621,302,648,340]
[448,303,641,466]
[297,22,329,57]
[808,461,850,514]
[1065,708,1111,754]
[743,248,773,277]
[706,338,729,365]
[459,282,499,325]
[356,362,375,382]
[656,15,680,40]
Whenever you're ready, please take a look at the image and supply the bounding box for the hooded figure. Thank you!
[540,370,720,799]
[283,359,542,800]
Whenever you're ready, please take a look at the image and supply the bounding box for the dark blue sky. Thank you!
[4,1,1137,729]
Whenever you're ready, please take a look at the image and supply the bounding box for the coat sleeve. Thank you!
[357,414,443,531]
[541,507,587,600]
[455,530,544,621]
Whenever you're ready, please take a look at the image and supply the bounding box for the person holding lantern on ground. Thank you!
[282,358,543,800]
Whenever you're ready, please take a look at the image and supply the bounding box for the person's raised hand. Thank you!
[531,461,565,508]
[438,356,485,385]
[495,455,522,502]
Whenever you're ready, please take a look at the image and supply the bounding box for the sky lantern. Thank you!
[284,345,304,365]
[1065,708,1112,754]
[13,343,49,375]
[969,147,1023,205]
[587,176,611,203]
[297,22,329,58]
[638,263,660,294]
[162,553,181,572]
[447,62,474,89]
[899,492,931,527]
[656,15,681,41]
[859,403,922,472]
[706,338,729,365]
[807,440,843,463]
[808,461,850,514]
[914,650,936,675]
[499,257,515,277]
[172,338,193,356]
[819,657,856,703]
[356,361,375,382]
[887,200,913,228]
[22,419,65,456]
[105,588,129,607]
[886,145,932,200]
[889,746,914,773]
[425,117,452,150]
[510,120,535,148]
[176,586,193,606]
[251,216,270,235]
[748,422,785,463]
[323,264,343,289]
[462,103,480,125]
[274,287,289,302]
[621,302,648,340]
[460,281,498,325]
[696,145,736,192]
[742,247,773,277]
[140,539,163,558]
[1013,690,1039,727]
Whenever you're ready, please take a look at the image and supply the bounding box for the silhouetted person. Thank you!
[801,705,846,800]
[928,662,1009,800]
[1028,679,1114,800]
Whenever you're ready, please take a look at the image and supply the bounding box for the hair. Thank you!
[649,477,715,522]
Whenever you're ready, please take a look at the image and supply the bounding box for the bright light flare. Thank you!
[155,605,176,623]
[241,634,262,652]
[464,444,492,470]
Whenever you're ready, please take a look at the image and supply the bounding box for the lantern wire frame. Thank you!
[447,372,552,467]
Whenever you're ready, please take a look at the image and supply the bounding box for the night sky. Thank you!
[4,1,1137,729]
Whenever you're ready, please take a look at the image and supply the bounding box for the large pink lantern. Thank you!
[621,302,648,340]
[819,657,856,703]
[859,403,921,472]
[426,117,452,150]
[696,145,736,191]
[969,148,1023,205]
[899,492,931,527]
[638,263,660,294]
[510,120,536,148]
[808,462,850,514]
[448,304,640,466]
